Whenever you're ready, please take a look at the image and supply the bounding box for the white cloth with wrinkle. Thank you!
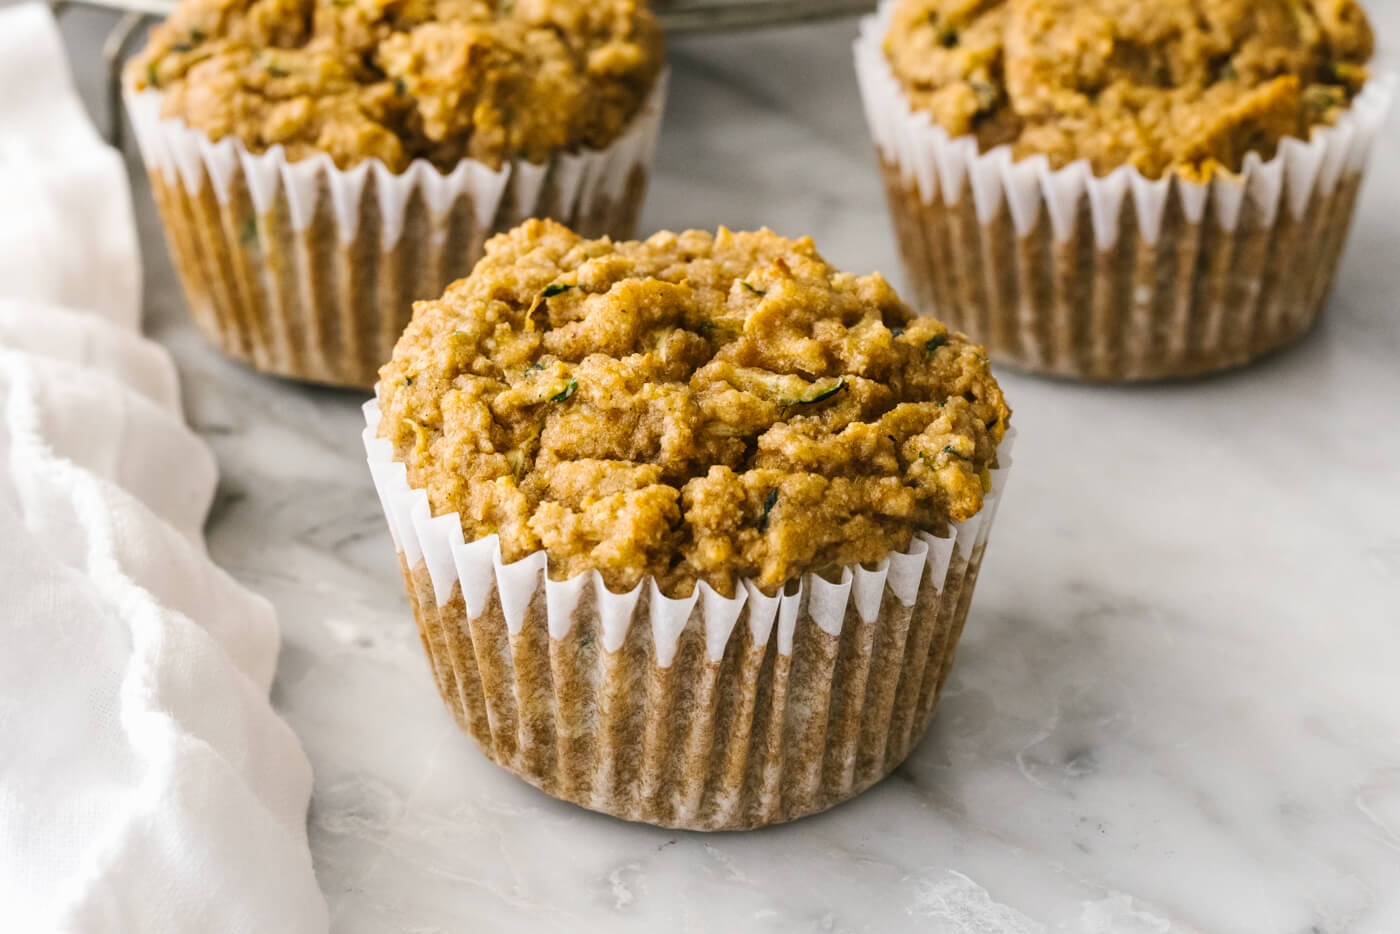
[0,6,327,930]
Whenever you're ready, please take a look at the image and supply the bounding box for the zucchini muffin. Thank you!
[365,219,1014,829]
[125,0,665,388]
[856,0,1391,381]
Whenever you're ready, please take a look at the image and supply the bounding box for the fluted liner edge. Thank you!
[124,73,667,389]
[363,399,1015,830]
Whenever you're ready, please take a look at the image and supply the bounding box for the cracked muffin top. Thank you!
[883,0,1374,180]
[378,219,1011,599]
[127,0,663,172]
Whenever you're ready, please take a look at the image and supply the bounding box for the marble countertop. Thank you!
[53,7,1400,931]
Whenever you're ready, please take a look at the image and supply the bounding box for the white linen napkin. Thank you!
[0,6,328,930]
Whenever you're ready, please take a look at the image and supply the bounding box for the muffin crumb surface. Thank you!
[379,220,1010,598]
[129,0,663,172]
[883,0,1374,179]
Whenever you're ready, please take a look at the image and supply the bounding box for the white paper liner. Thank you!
[362,399,1014,668]
[124,71,668,248]
[854,2,1394,247]
[122,73,666,387]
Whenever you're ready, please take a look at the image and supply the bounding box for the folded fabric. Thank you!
[0,6,327,930]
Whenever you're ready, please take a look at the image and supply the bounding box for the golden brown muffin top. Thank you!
[128,0,663,173]
[883,0,1373,180]
[378,220,1011,599]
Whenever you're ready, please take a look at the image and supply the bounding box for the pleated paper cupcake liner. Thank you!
[362,400,1015,830]
[855,4,1393,382]
[124,73,667,389]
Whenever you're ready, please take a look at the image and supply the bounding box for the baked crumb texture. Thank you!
[378,220,1011,600]
[883,0,1373,181]
[129,0,663,172]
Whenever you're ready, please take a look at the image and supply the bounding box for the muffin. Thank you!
[855,0,1393,382]
[124,0,666,388]
[363,219,1014,830]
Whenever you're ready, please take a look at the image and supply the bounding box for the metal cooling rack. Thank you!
[50,0,877,149]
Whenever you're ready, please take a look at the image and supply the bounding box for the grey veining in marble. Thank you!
[48,6,1400,931]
